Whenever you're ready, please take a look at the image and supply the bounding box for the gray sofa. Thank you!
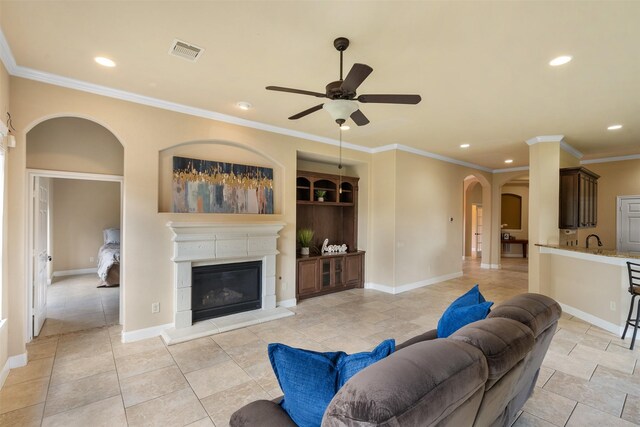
[230,293,561,427]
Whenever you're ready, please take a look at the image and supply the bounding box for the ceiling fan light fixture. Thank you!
[340,124,350,130]
[323,100,358,125]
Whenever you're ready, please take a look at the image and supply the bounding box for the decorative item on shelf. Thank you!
[321,238,348,254]
[297,228,314,256]
[315,190,327,202]
[502,233,510,240]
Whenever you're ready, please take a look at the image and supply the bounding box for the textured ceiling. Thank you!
[2,1,639,169]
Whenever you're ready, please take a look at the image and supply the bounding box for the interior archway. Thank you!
[26,117,124,338]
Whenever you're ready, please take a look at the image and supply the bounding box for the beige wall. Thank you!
[392,150,492,286]
[51,179,121,273]
[501,183,529,256]
[575,159,640,249]
[0,60,9,376]
[27,117,123,175]
[540,252,628,326]
[369,150,396,286]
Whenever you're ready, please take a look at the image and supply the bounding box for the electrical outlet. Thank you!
[151,302,160,313]
[610,301,616,311]
[89,256,94,263]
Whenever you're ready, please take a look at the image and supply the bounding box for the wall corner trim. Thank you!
[121,323,174,343]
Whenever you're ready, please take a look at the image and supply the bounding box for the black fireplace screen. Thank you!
[191,261,262,322]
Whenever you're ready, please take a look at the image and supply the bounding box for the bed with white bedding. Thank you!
[97,228,120,287]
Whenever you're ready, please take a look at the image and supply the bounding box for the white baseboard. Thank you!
[0,352,28,389]
[559,303,620,335]
[501,254,526,258]
[52,268,97,278]
[365,271,463,295]
[480,263,491,269]
[121,322,174,343]
[277,298,297,308]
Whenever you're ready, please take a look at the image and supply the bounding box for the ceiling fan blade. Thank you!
[266,86,327,98]
[350,109,370,126]
[288,104,324,120]
[341,63,373,93]
[357,94,422,104]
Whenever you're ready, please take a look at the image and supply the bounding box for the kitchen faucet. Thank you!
[586,234,603,249]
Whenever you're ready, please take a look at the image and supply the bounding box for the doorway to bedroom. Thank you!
[25,116,124,340]
[28,173,123,338]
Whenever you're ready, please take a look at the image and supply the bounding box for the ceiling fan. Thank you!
[266,37,421,127]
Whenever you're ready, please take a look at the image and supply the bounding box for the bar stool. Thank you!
[622,261,640,349]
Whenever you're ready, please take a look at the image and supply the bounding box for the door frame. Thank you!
[472,203,483,257]
[26,168,124,342]
[617,195,640,252]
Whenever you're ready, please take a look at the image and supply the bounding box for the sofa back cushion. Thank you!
[488,293,561,339]
[322,339,488,427]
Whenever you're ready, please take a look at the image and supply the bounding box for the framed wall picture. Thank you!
[172,156,274,214]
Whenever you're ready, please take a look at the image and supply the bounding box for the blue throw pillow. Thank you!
[268,339,395,427]
[437,284,493,338]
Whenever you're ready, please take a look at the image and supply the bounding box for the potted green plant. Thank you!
[315,190,327,202]
[297,228,314,255]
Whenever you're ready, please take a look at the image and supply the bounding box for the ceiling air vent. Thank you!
[169,39,204,62]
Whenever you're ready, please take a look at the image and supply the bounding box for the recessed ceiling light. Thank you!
[460,144,470,148]
[236,101,252,111]
[607,124,623,130]
[340,124,350,131]
[94,56,116,67]
[504,159,514,164]
[549,55,572,66]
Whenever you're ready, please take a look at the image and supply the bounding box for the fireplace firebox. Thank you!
[191,261,262,322]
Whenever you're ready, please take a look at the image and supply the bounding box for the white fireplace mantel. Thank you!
[167,221,286,330]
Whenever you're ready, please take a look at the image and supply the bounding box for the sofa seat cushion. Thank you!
[268,340,395,427]
[488,293,562,338]
[451,318,534,384]
[323,339,488,426]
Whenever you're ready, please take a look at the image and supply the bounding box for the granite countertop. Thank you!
[536,243,640,260]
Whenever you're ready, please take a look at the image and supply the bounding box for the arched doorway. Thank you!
[499,174,529,272]
[26,117,124,338]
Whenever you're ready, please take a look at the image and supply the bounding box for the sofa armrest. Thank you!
[396,328,438,350]
[230,400,297,427]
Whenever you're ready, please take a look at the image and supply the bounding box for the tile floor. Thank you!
[2,259,640,426]
[39,274,120,337]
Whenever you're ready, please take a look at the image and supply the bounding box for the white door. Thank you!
[33,177,50,336]
[619,197,640,253]
[474,205,483,256]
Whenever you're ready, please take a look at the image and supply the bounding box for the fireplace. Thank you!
[167,221,286,329]
[192,261,262,322]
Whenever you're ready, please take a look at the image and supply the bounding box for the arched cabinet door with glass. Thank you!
[295,170,365,300]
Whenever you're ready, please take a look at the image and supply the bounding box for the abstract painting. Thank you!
[172,156,274,214]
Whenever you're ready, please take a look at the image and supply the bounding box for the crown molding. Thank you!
[373,144,493,173]
[581,154,640,165]
[493,166,530,174]
[560,141,583,159]
[525,135,565,145]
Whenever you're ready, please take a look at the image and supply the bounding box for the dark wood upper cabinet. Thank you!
[559,167,599,229]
